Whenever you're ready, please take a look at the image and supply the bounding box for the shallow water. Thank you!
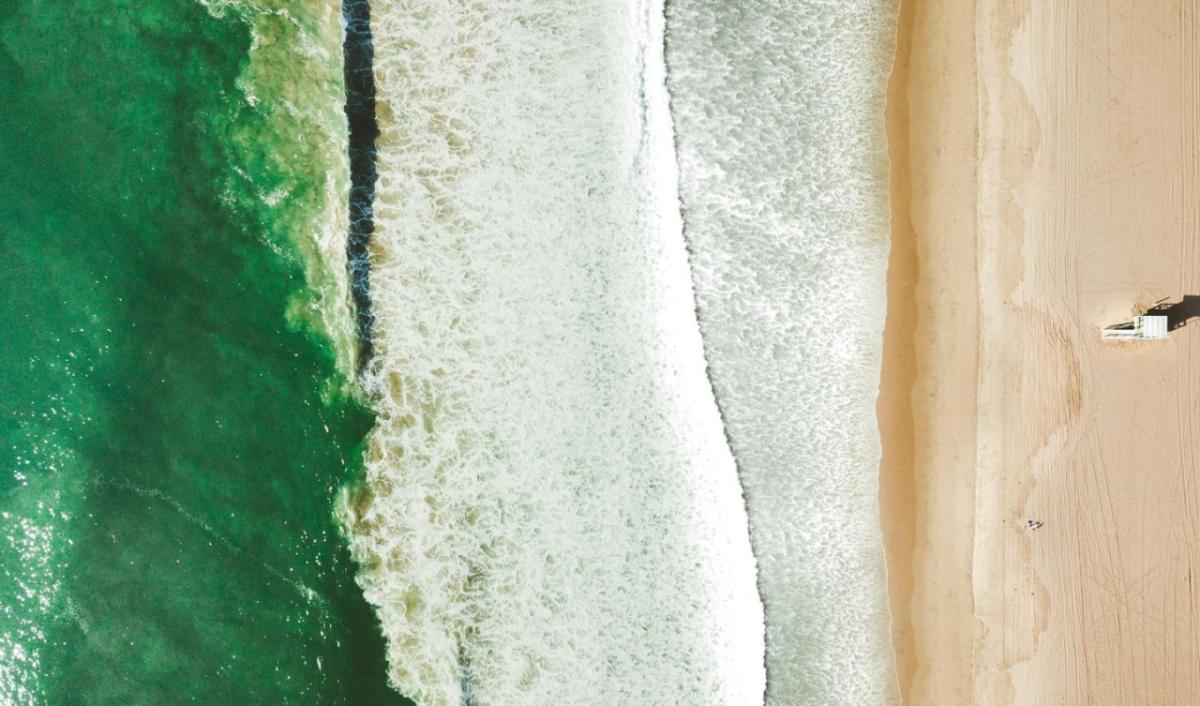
[0,1,404,702]
[664,0,899,703]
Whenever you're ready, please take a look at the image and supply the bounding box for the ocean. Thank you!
[0,0,405,702]
[1,0,899,703]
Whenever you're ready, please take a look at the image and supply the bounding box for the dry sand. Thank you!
[883,0,1200,703]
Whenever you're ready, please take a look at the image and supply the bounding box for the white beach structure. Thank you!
[1103,315,1169,340]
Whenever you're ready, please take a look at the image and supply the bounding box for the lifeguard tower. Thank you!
[1102,315,1169,340]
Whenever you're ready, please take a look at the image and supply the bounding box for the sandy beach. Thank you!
[884,0,1200,703]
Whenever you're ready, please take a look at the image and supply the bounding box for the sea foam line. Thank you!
[336,0,765,703]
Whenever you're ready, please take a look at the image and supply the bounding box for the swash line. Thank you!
[658,1,771,699]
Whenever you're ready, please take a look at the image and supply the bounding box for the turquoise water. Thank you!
[0,0,406,702]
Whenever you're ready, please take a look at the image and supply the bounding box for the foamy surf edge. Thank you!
[336,1,765,704]
[664,0,900,703]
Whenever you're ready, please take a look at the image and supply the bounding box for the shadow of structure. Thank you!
[1144,295,1200,331]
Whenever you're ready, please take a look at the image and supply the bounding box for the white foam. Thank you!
[338,1,765,704]
[663,1,899,703]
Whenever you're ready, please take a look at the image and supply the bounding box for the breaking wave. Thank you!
[336,1,765,704]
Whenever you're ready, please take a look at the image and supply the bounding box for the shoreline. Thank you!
[880,0,981,702]
[879,0,918,694]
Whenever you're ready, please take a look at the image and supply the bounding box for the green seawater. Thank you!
[0,0,406,703]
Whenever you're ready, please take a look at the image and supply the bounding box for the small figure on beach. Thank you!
[1026,519,1043,531]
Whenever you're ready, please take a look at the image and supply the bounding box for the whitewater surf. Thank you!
[337,0,765,703]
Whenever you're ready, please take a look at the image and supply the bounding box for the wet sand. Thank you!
[882,0,980,701]
[883,0,1200,703]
